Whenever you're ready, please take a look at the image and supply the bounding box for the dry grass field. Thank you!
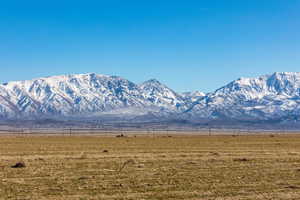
[1,133,300,200]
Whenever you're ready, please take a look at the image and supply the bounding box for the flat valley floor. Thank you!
[1,133,300,199]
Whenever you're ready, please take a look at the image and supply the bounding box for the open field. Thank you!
[1,133,300,199]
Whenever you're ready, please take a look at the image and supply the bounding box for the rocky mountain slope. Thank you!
[0,73,185,118]
[1,72,300,124]
[186,72,300,121]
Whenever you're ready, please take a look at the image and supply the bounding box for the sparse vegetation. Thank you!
[11,162,26,168]
[0,133,300,199]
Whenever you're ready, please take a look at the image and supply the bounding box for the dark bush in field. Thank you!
[11,162,26,168]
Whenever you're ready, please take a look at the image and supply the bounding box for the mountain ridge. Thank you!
[1,72,300,126]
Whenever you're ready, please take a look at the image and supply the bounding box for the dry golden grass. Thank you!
[1,133,300,199]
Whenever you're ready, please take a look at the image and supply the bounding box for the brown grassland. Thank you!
[1,132,300,199]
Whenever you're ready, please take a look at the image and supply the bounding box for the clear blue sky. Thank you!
[0,0,300,92]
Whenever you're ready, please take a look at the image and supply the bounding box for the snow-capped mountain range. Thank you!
[1,72,300,123]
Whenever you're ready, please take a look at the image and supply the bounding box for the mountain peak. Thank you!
[1,72,300,124]
[139,79,185,109]
[188,72,300,121]
[182,91,205,97]
[0,72,187,118]
[272,72,300,76]
[268,72,300,81]
[142,79,162,85]
[140,79,169,90]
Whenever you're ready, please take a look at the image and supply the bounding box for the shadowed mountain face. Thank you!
[1,72,300,124]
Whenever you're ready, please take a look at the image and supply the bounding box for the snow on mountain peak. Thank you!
[181,91,205,102]
[1,72,300,123]
[142,78,161,84]
[187,72,300,121]
[0,73,189,118]
[140,79,186,110]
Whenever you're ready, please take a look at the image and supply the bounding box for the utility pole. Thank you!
[153,128,155,138]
